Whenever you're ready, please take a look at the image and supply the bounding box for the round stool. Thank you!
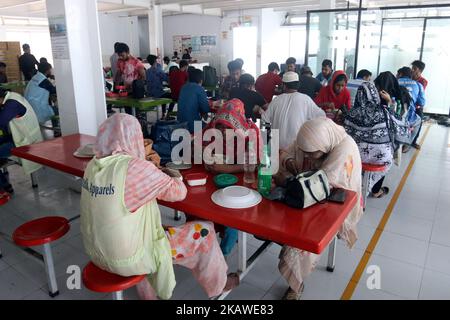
[13,216,70,297]
[361,163,387,210]
[83,262,146,300]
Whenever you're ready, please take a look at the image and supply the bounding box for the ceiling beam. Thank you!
[0,0,43,10]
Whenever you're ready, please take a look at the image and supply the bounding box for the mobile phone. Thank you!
[329,188,346,203]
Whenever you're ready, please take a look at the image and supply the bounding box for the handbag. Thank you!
[284,170,331,209]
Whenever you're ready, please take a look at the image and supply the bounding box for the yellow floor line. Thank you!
[340,125,432,300]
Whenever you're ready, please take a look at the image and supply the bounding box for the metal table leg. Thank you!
[31,172,38,188]
[326,236,337,272]
[157,106,161,120]
[113,291,124,300]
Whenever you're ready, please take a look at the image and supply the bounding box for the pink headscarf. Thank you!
[94,114,145,160]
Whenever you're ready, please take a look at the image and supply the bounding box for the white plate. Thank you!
[166,162,192,170]
[211,186,262,209]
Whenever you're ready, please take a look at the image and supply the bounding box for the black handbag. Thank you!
[284,170,330,209]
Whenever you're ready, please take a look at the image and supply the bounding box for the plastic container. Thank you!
[105,92,119,98]
[214,174,238,189]
[185,173,208,187]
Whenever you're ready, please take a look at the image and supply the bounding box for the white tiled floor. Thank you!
[0,124,449,300]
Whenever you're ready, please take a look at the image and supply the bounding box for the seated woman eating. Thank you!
[203,98,260,174]
[202,99,260,255]
[275,117,363,300]
[314,70,351,124]
[80,114,238,300]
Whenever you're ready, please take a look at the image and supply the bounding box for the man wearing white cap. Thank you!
[262,71,325,151]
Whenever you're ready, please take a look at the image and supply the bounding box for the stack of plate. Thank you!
[166,161,192,170]
[73,144,95,158]
[211,186,262,209]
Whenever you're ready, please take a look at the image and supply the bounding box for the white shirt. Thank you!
[262,92,325,150]
[164,61,179,73]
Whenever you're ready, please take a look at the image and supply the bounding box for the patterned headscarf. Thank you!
[206,98,252,132]
[94,114,145,160]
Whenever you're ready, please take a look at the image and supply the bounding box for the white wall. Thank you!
[161,9,301,77]
[138,16,150,58]
[163,13,222,71]
[97,12,139,66]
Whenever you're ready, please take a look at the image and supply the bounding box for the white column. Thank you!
[46,0,106,136]
[148,5,164,56]
[317,0,336,73]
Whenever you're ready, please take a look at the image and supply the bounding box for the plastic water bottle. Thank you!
[243,141,257,185]
[258,144,272,197]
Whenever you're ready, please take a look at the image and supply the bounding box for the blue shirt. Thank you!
[146,65,167,98]
[397,77,426,108]
[398,77,426,123]
[177,82,210,133]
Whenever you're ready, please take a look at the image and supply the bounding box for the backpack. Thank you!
[132,79,146,99]
[151,120,189,165]
[203,66,218,87]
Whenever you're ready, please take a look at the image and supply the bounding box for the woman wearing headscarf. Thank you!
[203,98,260,174]
[201,99,261,255]
[374,71,419,146]
[81,114,236,300]
[344,76,411,198]
[314,70,352,123]
[275,118,363,300]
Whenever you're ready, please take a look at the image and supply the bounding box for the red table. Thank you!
[12,133,357,254]
[12,134,358,298]
[12,134,95,178]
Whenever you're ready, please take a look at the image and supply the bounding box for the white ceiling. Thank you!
[0,0,447,19]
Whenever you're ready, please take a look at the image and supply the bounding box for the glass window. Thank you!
[306,11,359,77]
[233,26,258,77]
[421,18,450,114]
[378,18,424,75]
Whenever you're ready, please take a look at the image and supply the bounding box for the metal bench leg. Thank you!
[43,243,59,297]
[113,291,123,300]
[326,236,337,272]
[31,172,38,188]
[174,210,181,221]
